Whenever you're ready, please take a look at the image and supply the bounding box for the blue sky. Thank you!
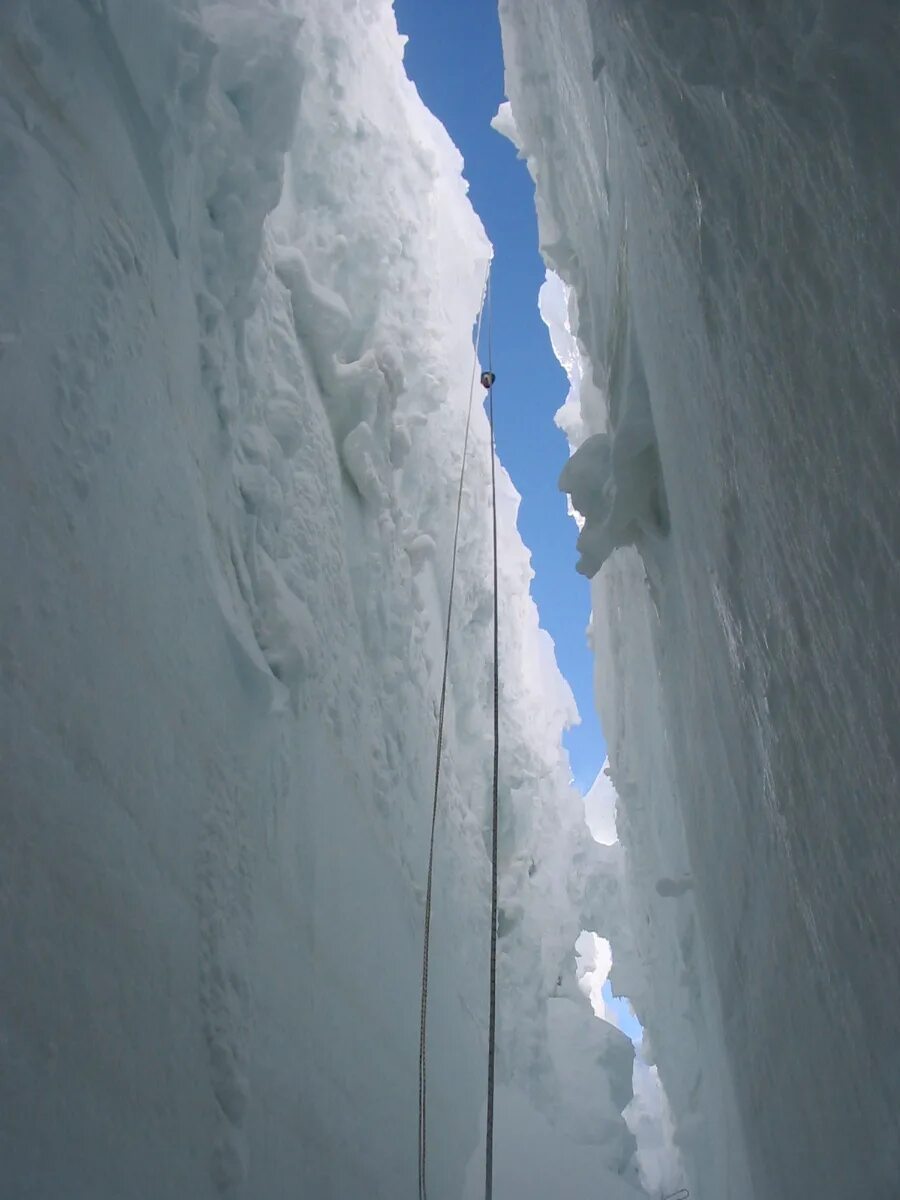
[393,0,607,793]
[604,984,644,1045]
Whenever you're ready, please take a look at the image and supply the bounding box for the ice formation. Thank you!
[6,0,895,1195]
[499,3,900,1200]
[0,1,651,1197]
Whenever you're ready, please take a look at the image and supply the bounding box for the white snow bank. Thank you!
[626,1057,683,1199]
[463,1085,643,1200]
[495,13,752,1192]
[500,3,900,1200]
[490,100,522,152]
[584,761,618,846]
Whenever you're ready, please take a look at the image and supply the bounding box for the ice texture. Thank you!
[0,1,645,1196]
[499,3,900,1199]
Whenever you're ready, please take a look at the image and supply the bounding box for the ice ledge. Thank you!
[560,421,668,580]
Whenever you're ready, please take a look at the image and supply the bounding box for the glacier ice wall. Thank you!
[499,3,900,1200]
[0,1,640,1196]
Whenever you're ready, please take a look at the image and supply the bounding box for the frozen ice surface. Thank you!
[500,2,900,1199]
[0,0,650,1196]
[583,762,618,847]
[8,0,896,1195]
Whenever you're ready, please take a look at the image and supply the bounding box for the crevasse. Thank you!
[0,1,651,1197]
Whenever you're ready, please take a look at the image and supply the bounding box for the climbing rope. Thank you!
[483,274,500,1200]
[418,260,492,1200]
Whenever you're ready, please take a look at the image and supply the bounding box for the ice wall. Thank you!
[499,3,900,1199]
[0,1,644,1196]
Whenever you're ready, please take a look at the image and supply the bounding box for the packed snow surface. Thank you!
[499,3,900,1200]
[0,1,657,1197]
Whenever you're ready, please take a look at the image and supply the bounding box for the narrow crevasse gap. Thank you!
[1,1,662,1196]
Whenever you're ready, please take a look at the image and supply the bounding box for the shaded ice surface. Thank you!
[499,3,900,1200]
[0,1,656,1197]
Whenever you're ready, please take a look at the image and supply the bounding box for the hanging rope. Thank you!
[483,273,500,1200]
[418,260,492,1200]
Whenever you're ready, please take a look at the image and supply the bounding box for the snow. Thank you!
[11,0,895,1195]
[0,1,651,1196]
[583,762,618,846]
[463,1085,642,1200]
[626,1057,683,1200]
[499,2,900,1199]
[558,426,669,581]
